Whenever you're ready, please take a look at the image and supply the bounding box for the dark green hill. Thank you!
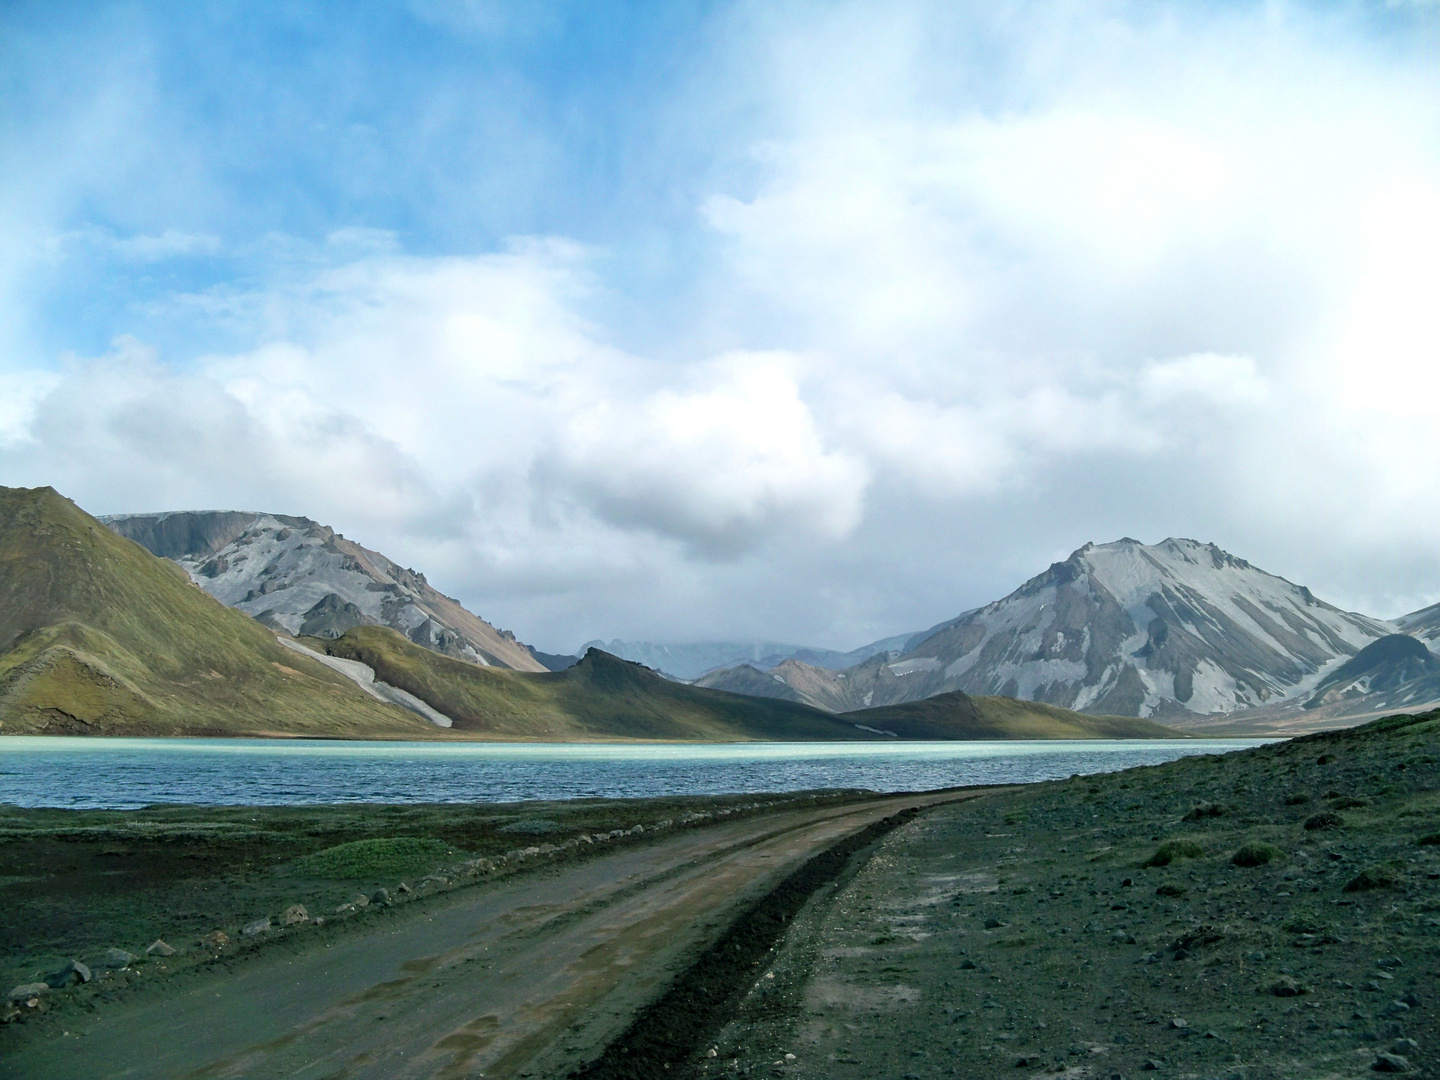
[318,626,879,741]
[316,626,1184,741]
[841,690,1184,739]
[0,486,432,737]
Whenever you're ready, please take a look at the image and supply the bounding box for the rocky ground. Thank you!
[690,711,1439,1080]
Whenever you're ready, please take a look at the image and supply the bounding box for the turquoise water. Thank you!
[0,737,1270,809]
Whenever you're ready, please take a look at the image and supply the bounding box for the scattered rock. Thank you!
[45,960,91,988]
[94,948,138,970]
[144,939,176,957]
[1344,867,1398,892]
[282,904,309,926]
[201,931,229,949]
[1372,1052,1413,1073]
[1271,976,1306,997]
[8,983,50,1001]
[241,917,271,937]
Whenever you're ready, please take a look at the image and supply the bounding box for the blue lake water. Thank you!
[0,737,1271,809]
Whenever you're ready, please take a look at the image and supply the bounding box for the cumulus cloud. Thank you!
[2,0,1439,646]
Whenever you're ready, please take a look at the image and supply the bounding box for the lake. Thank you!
[0,737,1271,809]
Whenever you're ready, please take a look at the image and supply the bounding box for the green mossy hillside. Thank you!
[319,625,880,741]
[0,486,429,737]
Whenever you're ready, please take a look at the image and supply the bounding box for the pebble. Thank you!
[144,939,176,957]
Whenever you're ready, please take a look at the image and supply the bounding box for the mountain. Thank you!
[1305,634,1440,710]
[709,538,1393,720]
[309,625,1177,741]
[103,511,545,672]
[840,692,1182,740]
[578,633,922,680]
[0,486,435,737]
[316,626,887,741]
[1398,601,1440,654]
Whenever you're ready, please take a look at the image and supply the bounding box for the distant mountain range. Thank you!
[698,538,1440,727]
[3,485,1165,742]
[12,487,1436,735]
[573,633,931,680]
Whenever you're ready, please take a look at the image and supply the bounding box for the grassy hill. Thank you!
[0,486,432,737]
[317,626,1183,742]
[840,690,1185,739]
[317,625,880,741]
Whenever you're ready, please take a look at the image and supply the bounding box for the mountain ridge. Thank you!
[104,511,546,672]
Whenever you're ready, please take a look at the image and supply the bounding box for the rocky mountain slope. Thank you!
[310,625,1175,741]
[1398,600,1440,653]
[1304,633,1440,711]
[706,538,1401,721]
[104,511,545,672]
[0,487,434,737]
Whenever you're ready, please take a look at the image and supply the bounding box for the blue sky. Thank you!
[2,1,1438,651]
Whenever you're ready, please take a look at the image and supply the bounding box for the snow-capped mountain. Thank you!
[103,511,546,672]
[723,538,1395,719]
[1398,601,1440,654]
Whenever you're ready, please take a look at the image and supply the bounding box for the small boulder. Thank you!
[94,948,137,970]
[1167,1017,1188,1029]
[45,960,91,988]
[1373,1052,1413,1073]
[351,894,370,908]
[281,904,309,926]
[8,983,50,1002]
[145,939,176,957]
[983,917,1004,929]
[958,958,977,970]
[1304,812,1344,831]
[396,882,412,895]
[370,888,390,906]
[241,917,271,938]
[201,931,229,949]
[1272,976,1306,997]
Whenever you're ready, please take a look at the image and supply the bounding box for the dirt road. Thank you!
[1,791,971,1080]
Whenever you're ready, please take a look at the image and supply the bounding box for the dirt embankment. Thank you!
[684,711,1440,1079]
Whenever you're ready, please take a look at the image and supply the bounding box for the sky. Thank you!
[1,0,1438,654]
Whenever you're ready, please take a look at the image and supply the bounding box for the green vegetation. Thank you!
[321,625,883,742]
[0,486,431,737]
[294,838,460,880]
[835,689,1184,740]
[1142,838,1205,867]
[1231,841,1282,867]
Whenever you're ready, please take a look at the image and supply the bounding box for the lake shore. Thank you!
[2,710,1435,1078]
